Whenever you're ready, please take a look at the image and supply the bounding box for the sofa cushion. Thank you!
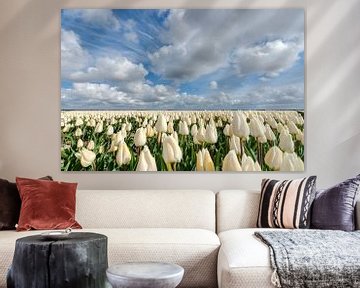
[16,177,81,231]
[216,190,260,233]
[311,174,360,231]
[76,190,216,231]
[0,176,53,230]
[0,179,20,231]
[217,228,278,288]
[257,177,317,229]
[0,228,220,288]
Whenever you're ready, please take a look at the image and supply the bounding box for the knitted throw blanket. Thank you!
[255,230,360,288]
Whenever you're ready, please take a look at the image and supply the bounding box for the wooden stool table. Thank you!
[7,232,108,288]
[106,262,184,288]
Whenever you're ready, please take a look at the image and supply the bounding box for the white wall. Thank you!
[0,0,359,191]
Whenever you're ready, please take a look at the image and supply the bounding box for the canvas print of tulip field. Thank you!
[61,9,304,172]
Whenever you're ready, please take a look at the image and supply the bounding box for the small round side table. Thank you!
[106,262,184,288]
[7,232,108,288]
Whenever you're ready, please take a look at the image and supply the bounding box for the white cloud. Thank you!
[64,9,120,30]
[61,82,180,109]
[61,83,127,106]
[68,56,148,83]
[124,32,139,43]
[209,81,218,90]
[148,43,227,81]
[231,39,303,78]
[61,29,91,78]
[149,9,304,82]
[235,84,304,109]
[122,19,139,43]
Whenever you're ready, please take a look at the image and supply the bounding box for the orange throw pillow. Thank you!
[16,177,82,231]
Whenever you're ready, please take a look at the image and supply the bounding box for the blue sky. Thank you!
[61,9,304,110]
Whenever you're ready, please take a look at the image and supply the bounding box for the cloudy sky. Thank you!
[61,9,304,110]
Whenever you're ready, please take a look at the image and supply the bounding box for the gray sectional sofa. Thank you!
[0,189,359,288]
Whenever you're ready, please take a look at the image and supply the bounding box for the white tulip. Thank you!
[277,122,285,132]
[95,121,103,133]
[296,131,304,145]
[205,124,218,144]
[167,121,174,134]
[196,148,215,171]
[254,161,262,171]
[232,112,249,139]
[264,146,283,170]
[125,122,132,132]
[196,125,206,143]
[258,134,267,144]
[155,114,167,133]
[142,118,148,127]
[223,124,233,137]
[190,124,198,137]
[110,117,117,125]
[279,129,295,153]
[287,121,300,134]
[88,118,96,127]
[267,116,278,129]
[179,121,189,136]
[75,117,83,127]
[76,148,96,168]
[74,128,82,137]
[108,140,118,152]
[116,141,131,166]
[265,124,276,141]
[280,152,304,171]
[120,127,127,139]
[87,140,95,150]
[106,125,114,136]
[249,118,266,139]
[114,131,124,145]
[162,135,182,164]
[173,131,179,143]
[222,150,242,171]
[136,145,157,171]
[77,139,84,149]
[146,124,155,137]
[62,125,70,133]
[229,135,241,155]
[242,154,261,171]
[134,128,147,147]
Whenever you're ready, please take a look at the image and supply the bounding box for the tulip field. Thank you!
[61,110,304,172]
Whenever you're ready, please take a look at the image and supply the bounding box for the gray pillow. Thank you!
[311,174,360,231]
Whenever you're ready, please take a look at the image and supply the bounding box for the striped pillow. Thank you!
[257,176,317,229]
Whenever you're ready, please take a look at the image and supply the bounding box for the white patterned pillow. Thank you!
[257,176,317,229]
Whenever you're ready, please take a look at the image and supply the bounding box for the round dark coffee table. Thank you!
[106,262,184,288]
[7,232,108,288]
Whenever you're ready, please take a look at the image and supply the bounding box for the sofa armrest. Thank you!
[356,200,360,230]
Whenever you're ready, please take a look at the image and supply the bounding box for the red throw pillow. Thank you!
[16,177,82,231]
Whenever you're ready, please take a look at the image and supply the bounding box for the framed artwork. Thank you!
[61,9,304,172]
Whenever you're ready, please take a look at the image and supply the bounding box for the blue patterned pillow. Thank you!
[311,174,360,231]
